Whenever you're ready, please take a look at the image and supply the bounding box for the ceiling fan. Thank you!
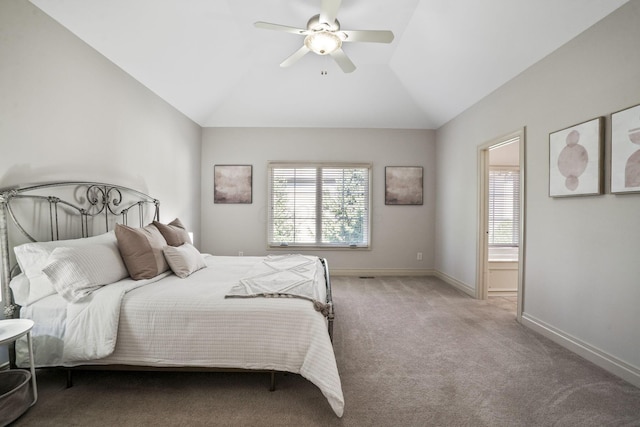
[254,0,394,73]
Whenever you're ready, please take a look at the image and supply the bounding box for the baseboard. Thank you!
[432,270,475,297]
[331,268,477,298]
[522,313,640,389]
[331,268,435,277]
[488,290,517,297]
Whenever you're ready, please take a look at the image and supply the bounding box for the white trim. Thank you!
[477,144,489,299]
[488,246,519,262]
[333,269,476,297]
[517,128,527,324]
[522,313,640,388]
[267,162,372,249]
[433,271,475,297]
[487,290,517,297]
[477,128,526,322]
[332,269,434,277]
[332,269,477,298]
[268,161,372,169]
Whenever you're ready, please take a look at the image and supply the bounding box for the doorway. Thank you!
[477,129,525,321]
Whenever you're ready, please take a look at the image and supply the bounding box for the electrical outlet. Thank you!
[417,252,423,261]
[238,251,244,256]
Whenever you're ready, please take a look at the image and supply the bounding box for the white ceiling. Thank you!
[29,0,628,129]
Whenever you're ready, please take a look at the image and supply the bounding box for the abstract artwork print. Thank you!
[385,166,423,205]
[214,165,253,203]
[549,117,603,197]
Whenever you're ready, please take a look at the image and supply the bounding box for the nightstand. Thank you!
[0,319,37,423]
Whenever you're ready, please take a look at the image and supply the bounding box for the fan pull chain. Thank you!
[321,54,330,75]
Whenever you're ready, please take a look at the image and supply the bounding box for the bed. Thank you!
[0,182,344,417]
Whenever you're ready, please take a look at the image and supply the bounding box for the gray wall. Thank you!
[435,1,640,385]
[0,0,202,239]
[201,127,436,274]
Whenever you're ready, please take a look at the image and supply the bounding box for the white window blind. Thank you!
[268,163,370,248]
[488,168,520,247]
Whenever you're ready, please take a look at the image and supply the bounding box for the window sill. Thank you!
[488,247,519,262]
[488,258,518,263]
[268,245,370,251]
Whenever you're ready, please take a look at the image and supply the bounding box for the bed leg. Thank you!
[66,369,73,388]
[269,371,276,392]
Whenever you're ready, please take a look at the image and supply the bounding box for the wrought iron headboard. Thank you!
[0,182,160,317]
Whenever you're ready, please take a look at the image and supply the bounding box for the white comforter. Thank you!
[17,255,344,417]
[63,271,171,362]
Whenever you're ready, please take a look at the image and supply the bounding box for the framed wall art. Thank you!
[385,166,423,205]
[214,165,252,204]
[611,103,640,194]
[548,117,604,197]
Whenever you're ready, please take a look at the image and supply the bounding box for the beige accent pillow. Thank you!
[163,243,206,279]
[115,223,169,280]
[153,218,191,247]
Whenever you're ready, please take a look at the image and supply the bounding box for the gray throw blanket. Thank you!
[226,254,330,316]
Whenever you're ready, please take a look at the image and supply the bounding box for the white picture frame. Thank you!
[611,103,640,194]
[549,117,603,197]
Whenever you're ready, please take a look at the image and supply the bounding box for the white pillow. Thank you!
[9,273,30,306]
[13,232,117,305]
[43,244,129,303]
[163,243,206,279]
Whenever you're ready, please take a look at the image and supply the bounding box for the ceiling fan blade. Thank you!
[254,21,307,35]
[280,45,311,68]
[319,0,342,26]
[330,48,356,73]
[341,30,395,43]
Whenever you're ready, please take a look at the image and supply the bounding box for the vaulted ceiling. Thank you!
[29,0,629,129]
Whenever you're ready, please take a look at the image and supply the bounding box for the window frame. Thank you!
[487,166,520,261]
[267,162,372,250]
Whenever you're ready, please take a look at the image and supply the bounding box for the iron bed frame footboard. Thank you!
[320,257,335,342]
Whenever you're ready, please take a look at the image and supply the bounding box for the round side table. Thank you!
[0,319,38,406]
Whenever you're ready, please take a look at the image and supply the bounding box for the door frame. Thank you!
[476,128,526,322]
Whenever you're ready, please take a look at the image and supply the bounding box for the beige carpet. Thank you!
[12,276,640,426]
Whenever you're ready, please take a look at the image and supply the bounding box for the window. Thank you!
[488,168,520,249]
[268,163,371,248]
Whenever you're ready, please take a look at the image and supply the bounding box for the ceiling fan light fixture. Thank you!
[304,31,342,55]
